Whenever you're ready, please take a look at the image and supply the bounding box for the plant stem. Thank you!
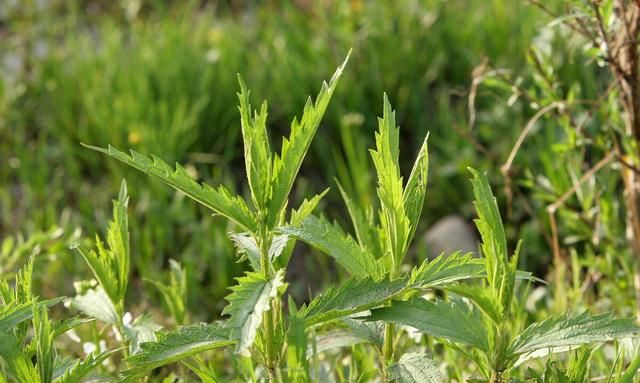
[259,224,279,382]
[383,322,394,363]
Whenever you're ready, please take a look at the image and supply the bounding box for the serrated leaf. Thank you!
[222,270,285,353]
[69,285,118,325]
[229,232,261,271]
[507,312,640,367]
[402,133,429,246]
[370,94,410,268]
[343,317,384,348]
[0,332,39,382]
[279,215,378,278]
[123,323,233,381]
[468,168,516,316]
[33,302,54,383]
[410,252,485,289]
[72,180,130,308]
[54,352,113,383]
[268,52,350,227]
[82,144,257,233]
[302,275,407,326]
[0,298,64,333]
[269,234,290,262]
[368,298,489,352]
[237,76,272,210]
[290,189,330,226]
[389,352,443,383]
[287,306,308,381]
[445,284,502,325]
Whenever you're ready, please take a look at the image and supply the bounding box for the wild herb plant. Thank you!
[69,180,162,363]
[279,94,486,380]
[368,169,640,382]
[0,258,111,382]
[78,50,640,381]
[83,54,354,381]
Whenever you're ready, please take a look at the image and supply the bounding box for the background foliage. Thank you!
[1,0,639,381]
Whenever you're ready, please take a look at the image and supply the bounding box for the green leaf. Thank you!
[290,189,330,226]
[68,284,118,325]
[507,312,640,367]
[33,302,54,383]
[279,215,378,278]
[342,317,384,348]
[468,168,516,316]
[0,298,64,333]
[370,94,410,268]
[71,180,130,308]
[237,76,272,210]
[402,133,429,246]
[368,298,489,352]
[229,232,261,271]
[54,352,113,383]
[445,284,502,325]
[301,275,407,326]
[389,352,443,383]
[287,302,308,381]
[410,252,485,289]
[222,270,285,354]
[0,332,39,382]
[123,323,233,381]
[268,52,350,227]
[82,144,257,233]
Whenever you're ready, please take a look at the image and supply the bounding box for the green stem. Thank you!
[383,322,395,373]
[382,265,398,380]
[259,223,279,382]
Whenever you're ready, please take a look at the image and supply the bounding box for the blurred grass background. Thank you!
[3,0,615,320]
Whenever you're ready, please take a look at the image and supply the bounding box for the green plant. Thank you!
[82,53,353,382]
[69,180,160,362]
[0,258,111,382]
[368,169,640,382]
[84,51,493,381]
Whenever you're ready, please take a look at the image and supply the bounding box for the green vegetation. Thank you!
[2,0,640,381]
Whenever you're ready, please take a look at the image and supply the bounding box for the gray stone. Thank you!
[424,215,478,259]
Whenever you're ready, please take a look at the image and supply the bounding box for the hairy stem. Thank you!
[259,223,280,382]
